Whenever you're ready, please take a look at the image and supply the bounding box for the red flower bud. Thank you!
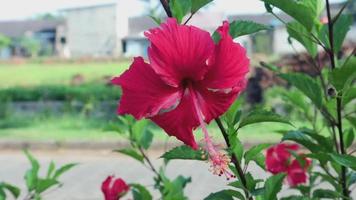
[101,176,129,200]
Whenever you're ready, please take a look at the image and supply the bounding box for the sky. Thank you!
[0,0,346,21]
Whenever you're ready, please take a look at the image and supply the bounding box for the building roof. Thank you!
[60,3,116,12]
[126,12,225,39]
[0,19,64,38]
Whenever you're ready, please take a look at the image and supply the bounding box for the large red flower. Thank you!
[101,176,129,200]
[112,18,249,178]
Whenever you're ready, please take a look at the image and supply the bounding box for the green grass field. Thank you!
[0,61,130,88]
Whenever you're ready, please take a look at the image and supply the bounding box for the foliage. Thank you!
[0,34,11,50]
[19,37,41,57]
[0,84,121,102]
[0,150,76,200]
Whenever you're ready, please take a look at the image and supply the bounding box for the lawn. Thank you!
[0,61,130,88]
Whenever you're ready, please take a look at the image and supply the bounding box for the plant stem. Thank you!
[159,0,172,17]
[215,118,253,200]
[325,0,349,198]
[138,146,161,181]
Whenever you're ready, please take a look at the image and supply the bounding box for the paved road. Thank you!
[0,150,355,200]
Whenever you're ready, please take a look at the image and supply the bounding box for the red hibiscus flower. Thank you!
[112,18,249,178]
[266,143,311,186]
[101,176,129,200]
[266,143,299,174]
[286,156,311,186]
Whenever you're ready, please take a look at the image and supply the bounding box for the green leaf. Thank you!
[131,184,152,200]
[132,119,149,143]
[228,130,244,161]
[24,150,40,191]
[330,153,356,170]
[53,163,77,179]
[312,189,341,199]
[261,0,316,30]
[204,189,244,200]
[282,130,319,153]
[281,89,309,113]
[0,188,5,200]
[342,87,356,106]
[244,143,271,164]
[333,14,353,53]
[263,174,286,200]
[191,0,213,13]
[287,21,317,57]
[348,171,356,185]
[115,148,144,163]
[213,20,269,42]
[140,130,154,149]
[46,161,55,179]
[344,128,354,148]
[347,116,356,128]
[161,145,207,161]
[279,73,322,108]
[281,196,312,200]
[161,175,191,200]
[300,0,325,19]
[169,0,192,23]
[329,57,356,91]
[223,98,242,127]
[238,109,293,129]
[149,15,162,25]
[36,178,59,193]
[1,183,20,198]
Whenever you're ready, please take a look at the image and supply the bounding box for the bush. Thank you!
[0,84,121,102]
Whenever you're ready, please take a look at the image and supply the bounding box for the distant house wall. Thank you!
[65,5,118,57]
[124,38,149,57]
[272,27,306,56]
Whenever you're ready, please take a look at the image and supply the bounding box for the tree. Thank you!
[20,36,40,57]
[0,34,11,50]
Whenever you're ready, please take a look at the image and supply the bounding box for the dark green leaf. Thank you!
[131,184,152,200]
[313,189,341,199]
[333,14,353,53]
[261,0,316,30]
[244,143,271,164]
[263,174,286,200]
[348,171,356,185]
[281,196,313,200]
[161,145,207,161]
[115,148,144,163]
[282,131,319,153]
[36,178,58,193]
[329,57,356,91]
[238,109,293,129]
[287,21,317,57]
[140,130,154,149]
[53,163,77,179]
[213,20,269,42]
[191,0,213,13]
[204,189,244,200]
[279,73,322,108]
[2,183,20,198]
[344,128,354,148]
[169,0,192,23]
[347,116,356,128]
[342,87,356,106]
[330,153,356,170]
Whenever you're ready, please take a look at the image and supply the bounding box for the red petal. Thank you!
[287,158,310,186]
[145,18,214,87]
[112,57,181,119]
[202,21,249,90]
[193,82,239,123]
[101,176,113,200]
[112,178,129,197]
[265,143,299,174]
[151,89,199,149]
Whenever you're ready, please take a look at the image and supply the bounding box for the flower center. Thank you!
[181,78,192,88]
[188,85,235,180]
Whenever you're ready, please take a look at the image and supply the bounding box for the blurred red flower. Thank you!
[101,176,129,200]
[266,143,311,186]
[266,143,299,174]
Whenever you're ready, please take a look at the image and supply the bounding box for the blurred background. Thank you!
[0,0,355,199]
